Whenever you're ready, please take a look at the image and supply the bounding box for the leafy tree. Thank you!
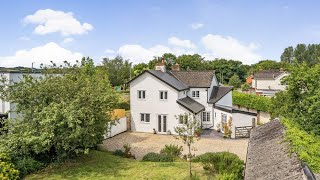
[272,63,320,135]
[0,153,19,180]
[0,58,119,162]
[280,46,294,63]
[175,54,205,70]
[132,63,149,77]
[241,83,250,91]
[174,113,200,177]
[294,44,307,63]
[228,74,241,88]
[102,56,131,86]
[209,59,247,84]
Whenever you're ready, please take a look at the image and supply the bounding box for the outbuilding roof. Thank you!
[245,119,311,180]
[208,86,233,104]
[176,96,205,114]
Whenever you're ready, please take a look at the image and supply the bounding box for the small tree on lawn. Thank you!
[174,113,200,177]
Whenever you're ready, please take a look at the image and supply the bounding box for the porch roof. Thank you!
[176,96,205,114]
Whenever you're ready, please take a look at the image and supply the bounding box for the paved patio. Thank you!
[102,131,249,161]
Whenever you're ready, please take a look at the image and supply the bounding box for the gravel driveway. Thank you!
[102,131,249,161]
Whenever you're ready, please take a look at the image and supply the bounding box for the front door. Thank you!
[158,115,167,133]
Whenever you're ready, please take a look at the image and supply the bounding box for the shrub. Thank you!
[117,101,130,110]
[13,156,43,177]
[160,144,183,159]
[193,152,244,180]
[142,152,173,162]
[112,149,125,157]
[123,144,135,158]
[0,153,19,180]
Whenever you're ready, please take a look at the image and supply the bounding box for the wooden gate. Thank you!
[235,126,253,138]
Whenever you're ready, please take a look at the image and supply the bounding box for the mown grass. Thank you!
[25,150,206,180]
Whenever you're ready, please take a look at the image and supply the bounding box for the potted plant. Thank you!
[194,126,202,137]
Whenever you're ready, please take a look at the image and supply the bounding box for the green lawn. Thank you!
[25,151,206,180]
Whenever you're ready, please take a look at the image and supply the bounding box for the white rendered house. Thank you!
[129,63,257,138]
[251,70,289,97]
[0,69,42,119]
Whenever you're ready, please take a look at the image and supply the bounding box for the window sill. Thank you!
[141,121,150,124]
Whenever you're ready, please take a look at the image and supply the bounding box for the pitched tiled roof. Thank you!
[127,70,188,91]
[245,120,307,180]
[208,86,233,104]
[253,70,284,79]
[170,70,215,88]
[176,96,205,114]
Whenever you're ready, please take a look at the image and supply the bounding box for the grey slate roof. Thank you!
[208,86,233,104]
[253,70,284,79]
[128,70,188,91]
[170,70,215,87]
[245,120,307,180]
[176,96,205,114]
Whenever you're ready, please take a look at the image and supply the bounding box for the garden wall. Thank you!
[104,117,127,139]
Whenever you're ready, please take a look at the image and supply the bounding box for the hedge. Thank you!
[142,152,173,162]
[282,118,320,173]
[232,91,272,113]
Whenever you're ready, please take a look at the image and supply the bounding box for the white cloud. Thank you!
[24,9,93,36]
[62,37,74,44]
[104,34,262,65]
[104,49,116,54]
[168,37,196,49]
[0,42,83,67]
[201,34,261,64]
[191,23,204,30]
[117,44,172,63]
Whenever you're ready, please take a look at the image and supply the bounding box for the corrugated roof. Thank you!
[170,70,215,87]
[245,120,306,180]
[176,96,205,114]
[208,86,233,104]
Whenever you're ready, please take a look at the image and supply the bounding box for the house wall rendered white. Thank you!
[0,72,43,118]
[215,91,232,107]
[253,72,289,91]
[188,88,213,128]
[212,108,232,130]
[130,72,190,134]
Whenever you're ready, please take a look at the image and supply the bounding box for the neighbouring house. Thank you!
[0,68,42,118]
[251,69,289,97]
[128,61,257,138]
[245,119,318,180]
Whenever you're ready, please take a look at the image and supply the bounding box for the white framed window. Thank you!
[159,91,168,100]
[138,90,146,99]
[202,112,210,122]
[140,113,150,123]
[192,91,200,98]
[178,114,188,124]
[221,113,227,123]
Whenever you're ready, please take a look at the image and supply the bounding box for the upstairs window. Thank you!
[159,91,168,100]
[140,113,150,123]
[192,91,200,98]
[138,90,146,99]
[202,112,210,122]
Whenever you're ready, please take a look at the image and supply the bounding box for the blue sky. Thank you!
[0,0,320,67]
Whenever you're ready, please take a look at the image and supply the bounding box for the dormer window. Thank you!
[192,91,200,98]
[138,90,146,99]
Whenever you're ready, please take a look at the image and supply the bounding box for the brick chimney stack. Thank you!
[172,63,180,71]
[155,58,166,72]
